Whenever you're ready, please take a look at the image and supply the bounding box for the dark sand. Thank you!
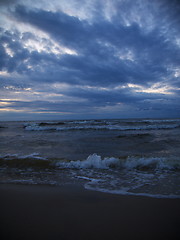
[0,184,180,240]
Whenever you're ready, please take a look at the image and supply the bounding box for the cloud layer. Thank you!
[0,0,180,120]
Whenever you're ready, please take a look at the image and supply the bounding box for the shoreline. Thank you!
[1,183,180,240]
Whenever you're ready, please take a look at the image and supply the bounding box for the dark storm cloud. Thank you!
[8,4,179,87]
[0,0,180,119]
[14,5,90,51]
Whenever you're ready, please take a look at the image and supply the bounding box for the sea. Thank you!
[0,118,180,198]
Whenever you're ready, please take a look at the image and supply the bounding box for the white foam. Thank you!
[24,123,180,131]
[76,175,102,183]
[56,154,120,169]
[25,124,57,131]
[142,119,180,123]
[84,185,180,199]
[55,154,180,171]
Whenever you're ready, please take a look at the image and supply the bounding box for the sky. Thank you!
[0,0,180,120]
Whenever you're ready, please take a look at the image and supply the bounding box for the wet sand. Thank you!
[0,184,180,240]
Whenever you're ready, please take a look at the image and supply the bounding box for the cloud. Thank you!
[12,4,180,76]
[0,0,17,6]
[0,0,180,119]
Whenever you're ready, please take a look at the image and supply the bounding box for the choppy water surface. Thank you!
[0,118,180,198]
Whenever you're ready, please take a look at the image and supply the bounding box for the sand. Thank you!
[0,184,180,240]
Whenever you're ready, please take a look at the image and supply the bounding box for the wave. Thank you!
[55,154,180,171]
[84,185,180,199]
[1,153,179,171]
[0,153,53,169]
[24,123,180,131]
[141,119,180,123]
[1,153,180,199]
[0,153,47,160]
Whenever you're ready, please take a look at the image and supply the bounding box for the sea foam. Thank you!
[24,123,180,131]
[55,154,180,171]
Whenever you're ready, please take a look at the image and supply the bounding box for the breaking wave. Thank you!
[24,123,180,131]
[1,153,180,199]
[1,153,179,171]
[55,154,180,171]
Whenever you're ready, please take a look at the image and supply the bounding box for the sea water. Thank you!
[0,118,180,198]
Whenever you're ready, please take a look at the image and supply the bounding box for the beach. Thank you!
[1,184,180,240]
